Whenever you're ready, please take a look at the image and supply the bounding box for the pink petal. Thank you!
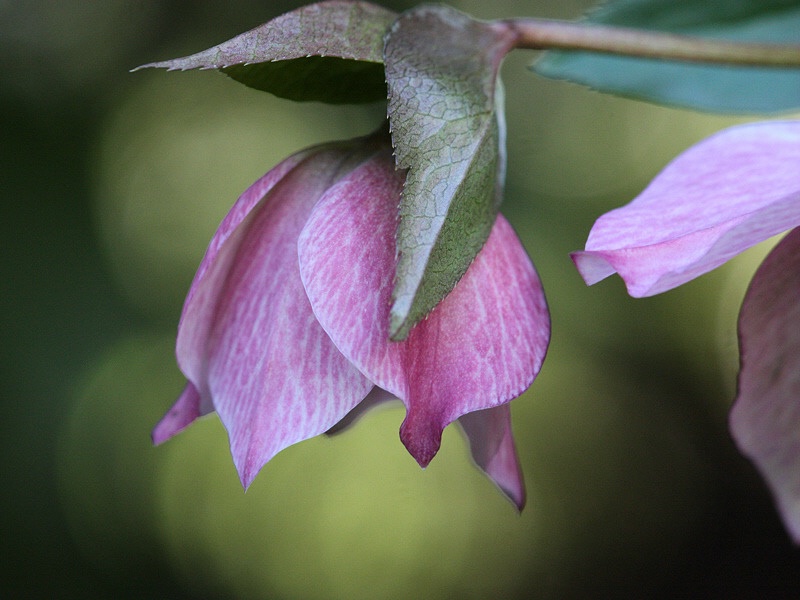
[298,152,549,478]
[154,145,309,449]
[730,227,800,543]
[166,143,379,487]
[174,151,309,390]
[572,121,800,296]
[152,382,204,445]
[458,404,526,510]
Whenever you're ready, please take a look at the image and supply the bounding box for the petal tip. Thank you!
[491,464,526,511]
[239,473,256,491]
[507,488,526,513]
[570,250,616,286]
[236,459,260,491]
[399,411,443,468]
[458,406,527,511]
[152,382,202,445]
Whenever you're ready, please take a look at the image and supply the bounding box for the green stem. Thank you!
[503,18,800,67]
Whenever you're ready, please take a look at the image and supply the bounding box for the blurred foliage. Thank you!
[2,0,799,598]
[535,0,800,113]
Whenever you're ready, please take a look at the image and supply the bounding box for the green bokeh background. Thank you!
[3,1,799,598]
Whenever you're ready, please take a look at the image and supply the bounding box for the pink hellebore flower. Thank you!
[572,121,800,540]
[153,132,550,508]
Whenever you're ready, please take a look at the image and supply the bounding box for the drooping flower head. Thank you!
[154,130,550,508]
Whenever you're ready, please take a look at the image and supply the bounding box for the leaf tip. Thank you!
[388,299,413,341]
[129,62,156,73]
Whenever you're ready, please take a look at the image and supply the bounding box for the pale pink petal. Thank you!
[458,404,526,510]
[152,382,205,445]
[298,152,549,474]
[166,143,379,487]
[177,142,352,385]
[730,227,800,543]
[572,121,800,296]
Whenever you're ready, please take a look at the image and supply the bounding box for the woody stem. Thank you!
[503,18,800,67]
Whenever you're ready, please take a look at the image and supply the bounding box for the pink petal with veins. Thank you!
[458,404,526,510]
[572,122,800,296]
[298,150,547,504]
[157,142,379,487]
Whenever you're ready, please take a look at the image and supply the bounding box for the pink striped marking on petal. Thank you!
[572,121,800,296]
[175,150,311,392]
[730,227,800,543]
[153,156,307,448]
[171,145,376,487]
[299,151,549,472]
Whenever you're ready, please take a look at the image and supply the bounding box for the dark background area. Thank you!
[2,1,798,598]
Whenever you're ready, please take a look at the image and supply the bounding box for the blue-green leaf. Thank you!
[135,1,397,104]
[384,5,516,339]
[534,0,800,113]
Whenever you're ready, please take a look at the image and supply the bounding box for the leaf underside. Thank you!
[223,58,387,103]
[534,0,800,113]
[135,1,397,104]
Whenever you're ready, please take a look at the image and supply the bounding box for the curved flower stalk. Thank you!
[571,121,800,540]
[153,131,550,508]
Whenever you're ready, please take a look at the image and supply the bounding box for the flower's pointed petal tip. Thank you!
[399,412,443,469]
[501,483,526,513]
[459,406,526,511]
[570,250,616,286]
[478,460,526,511]
[239,470,256,492]
[151,382,202,446]
[482,456,526,512]
[234,455,263,492]
[571,249,657,298]
[513,491,526,512]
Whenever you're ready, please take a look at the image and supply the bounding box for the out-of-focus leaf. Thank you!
[135,1,397,103]
[533,0,800,113]
[384,5,516,339]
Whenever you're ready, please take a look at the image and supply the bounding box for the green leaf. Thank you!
[384,5,516,339]
[134,1,397,104]
[533,0,800,113]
